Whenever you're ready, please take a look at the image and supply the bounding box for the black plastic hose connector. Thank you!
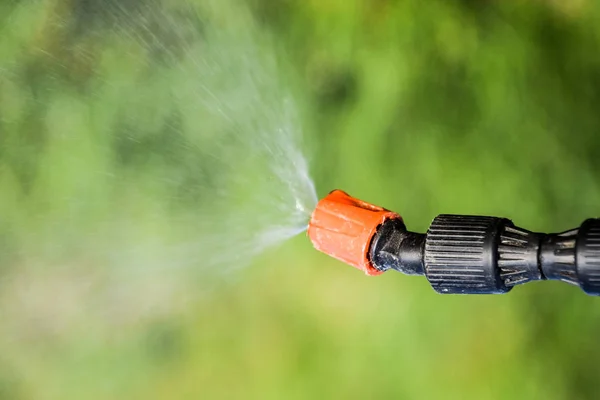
[369,215,600,296]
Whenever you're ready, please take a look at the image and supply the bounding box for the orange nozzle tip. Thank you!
[307,189,402,276]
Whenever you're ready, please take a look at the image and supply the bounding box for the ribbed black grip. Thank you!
[367,208,600,296]
[424,215,509,294]
[576,219,600,296]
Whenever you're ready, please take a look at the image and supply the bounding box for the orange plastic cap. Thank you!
[307,190,402,276]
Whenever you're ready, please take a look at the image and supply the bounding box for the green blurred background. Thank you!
[2,0,600,399]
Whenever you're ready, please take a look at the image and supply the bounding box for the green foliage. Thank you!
[2,0,600,399]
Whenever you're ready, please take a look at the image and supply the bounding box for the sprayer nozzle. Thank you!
[307,190,402,276]
[307,189,600,297]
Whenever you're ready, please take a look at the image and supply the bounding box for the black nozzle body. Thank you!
[369,215,600,296]
[369,219,425,276]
